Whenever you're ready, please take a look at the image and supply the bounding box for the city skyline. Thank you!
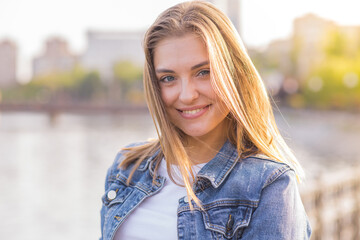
[1,0,360,82]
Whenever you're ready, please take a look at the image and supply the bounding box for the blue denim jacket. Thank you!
[100,141,311,239]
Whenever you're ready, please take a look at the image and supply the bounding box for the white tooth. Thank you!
[183,108,202,114]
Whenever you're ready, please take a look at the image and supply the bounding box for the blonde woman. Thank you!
[100,1,311,239]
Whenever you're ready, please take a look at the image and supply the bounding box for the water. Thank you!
[274,108,360,178]
[0,109,359,239]
[0,112,157,239]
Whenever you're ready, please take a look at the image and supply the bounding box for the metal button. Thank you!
[107,190,117,200]
[183,196,189,203]
[226,214,234,232]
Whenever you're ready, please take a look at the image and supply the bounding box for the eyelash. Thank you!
[159,69,210,83]
[159,75,175,83]
[197,69,210,77]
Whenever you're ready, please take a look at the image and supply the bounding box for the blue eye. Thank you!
[160,75,175,83]
[198,70,210,77]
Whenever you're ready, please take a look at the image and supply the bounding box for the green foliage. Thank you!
[1,66,105,103]
[1,83,48,102]
[113,61,142,84]
[31,65,86,90]
[1,61,146,105]
[72,71,104,100]
[301,31,360,110]
[113,61,143,102]
[324,30,347,57]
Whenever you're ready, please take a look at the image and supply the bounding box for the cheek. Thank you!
[160,87,177,107]
[201,82,219,100]
[206,86,229,112]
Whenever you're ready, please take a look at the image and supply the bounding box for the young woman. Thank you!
[100,1,311,239]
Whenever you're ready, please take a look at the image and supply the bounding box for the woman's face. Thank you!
[153,33,230,142]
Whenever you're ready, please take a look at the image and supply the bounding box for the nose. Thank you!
[179,78,199,104]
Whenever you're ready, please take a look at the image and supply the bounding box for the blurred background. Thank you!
[0,0,359,239]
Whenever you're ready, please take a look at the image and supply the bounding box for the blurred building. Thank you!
[81,31,144,82]
[208,0,242,35]
[33,37,77,77]
[292,14,336,81]
[338,25,360,56]
[261,13,360,91]
[0,40,17,88]
[262,14,337,83]
[265,39,293,76]
[80,1,242,82]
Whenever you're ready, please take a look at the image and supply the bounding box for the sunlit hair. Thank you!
[120,0,305,208]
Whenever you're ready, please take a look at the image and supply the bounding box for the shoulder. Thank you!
[241,155,293,187]
[105,141,149,182]
[235,157,311,239]
[225,155,295,199]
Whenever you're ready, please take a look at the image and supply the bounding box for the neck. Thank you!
[184,122,228,165]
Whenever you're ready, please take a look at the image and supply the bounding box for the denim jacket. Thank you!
[100,141,311,239]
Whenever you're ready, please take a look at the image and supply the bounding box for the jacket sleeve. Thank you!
[99,165,112,240]
[241,169,311,240]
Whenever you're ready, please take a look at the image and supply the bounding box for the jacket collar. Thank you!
[137,149,160,176]
[139,140,239,188]
[196,140,240,188]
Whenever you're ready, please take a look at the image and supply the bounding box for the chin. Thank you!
[180,127,211,138]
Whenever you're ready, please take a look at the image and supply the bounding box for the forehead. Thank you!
[153,33,208,69]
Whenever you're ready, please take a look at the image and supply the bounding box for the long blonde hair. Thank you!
[120,0,304,208]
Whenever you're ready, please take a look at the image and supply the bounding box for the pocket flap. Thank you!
[201,201,253,238]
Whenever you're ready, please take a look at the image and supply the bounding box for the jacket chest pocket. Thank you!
[201,202,254,239]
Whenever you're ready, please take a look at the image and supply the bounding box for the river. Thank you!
[0,108,359,239]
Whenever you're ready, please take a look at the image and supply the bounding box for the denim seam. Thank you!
[177,199,258,213]
[213,153,240,187]
[197,150,239,188]
[202,207,251,237]
[115,171,160,195]
[263,165,291,189]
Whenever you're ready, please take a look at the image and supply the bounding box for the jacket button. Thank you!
[107,190,117,200]
[226,214,234,232]
[183,196,188,203]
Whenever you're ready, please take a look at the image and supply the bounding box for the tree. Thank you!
[113,61,143,102]
[1,66,106,103]
[300,30,360,110]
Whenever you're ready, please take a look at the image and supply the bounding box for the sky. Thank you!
[1,0,360,82]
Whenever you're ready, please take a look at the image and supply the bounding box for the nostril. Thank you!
[179,87,199,103]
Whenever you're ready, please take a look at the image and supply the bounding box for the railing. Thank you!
[300,165,360,240]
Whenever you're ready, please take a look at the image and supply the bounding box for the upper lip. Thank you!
[176,104,210,112]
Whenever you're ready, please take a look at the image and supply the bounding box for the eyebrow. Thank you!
[191,61,209,70]
[155,61,209,73]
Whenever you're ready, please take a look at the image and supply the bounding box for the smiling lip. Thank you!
[177,105,210,119]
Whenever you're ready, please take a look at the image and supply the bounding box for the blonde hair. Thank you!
[120,0,304,208]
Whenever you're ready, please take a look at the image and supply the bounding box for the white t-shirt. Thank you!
[114,159,205,240]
